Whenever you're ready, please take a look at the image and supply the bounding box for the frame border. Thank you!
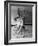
[4,1,37,45]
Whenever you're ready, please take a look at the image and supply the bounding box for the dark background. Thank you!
[18,8,32,24]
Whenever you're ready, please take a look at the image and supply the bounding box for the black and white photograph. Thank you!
[11,5,32,38]
[4,1,37,45]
